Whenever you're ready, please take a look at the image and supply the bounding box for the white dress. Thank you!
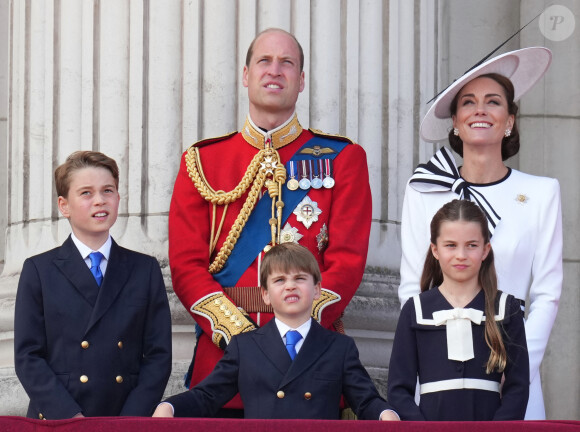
[399,148,563,420]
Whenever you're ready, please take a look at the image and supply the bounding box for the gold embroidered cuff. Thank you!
[191,293,256,349]
[311,288,342,322]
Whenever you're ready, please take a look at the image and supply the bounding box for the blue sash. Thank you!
[213,136,348,287]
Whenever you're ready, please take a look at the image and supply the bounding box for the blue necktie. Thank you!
[285,330,302,360]
[89,252,104,287]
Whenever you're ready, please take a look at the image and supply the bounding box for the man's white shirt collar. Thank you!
[247,111,297,136]
[71,232,112,274]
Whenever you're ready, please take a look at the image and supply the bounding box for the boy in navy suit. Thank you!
[14,151,172,419]
[153,243,399,421]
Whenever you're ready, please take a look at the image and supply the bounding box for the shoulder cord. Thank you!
[186,145,286,274]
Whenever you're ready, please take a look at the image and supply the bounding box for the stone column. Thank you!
[0,0,7,271]
[2,0,576,420]
[0,0,184,413]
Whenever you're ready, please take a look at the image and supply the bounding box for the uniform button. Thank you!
[81,341,89,349]
[38,413,44,420]
[118,341,123,349]
[277,390,285,399]
[80,375,88,383]
[263,245,272,253]
[116,375,123,383]
[304,392,312,400]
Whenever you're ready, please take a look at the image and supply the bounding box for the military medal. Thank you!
[294,196,322,229]
[286,161,299,191]
[280,223,303,244]
[298,160,311,190]
[322,159,335,188]
[322,176,335,188]
[311,160,323,189]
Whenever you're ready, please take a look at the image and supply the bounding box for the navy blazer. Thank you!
[167,319,391,419]
[14,236,172,419]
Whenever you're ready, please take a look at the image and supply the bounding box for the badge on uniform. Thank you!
[260,156,277,175]
[316,223,329,253]
[299,145,336,157]
[280,223,303,244]
[293,196,322,229]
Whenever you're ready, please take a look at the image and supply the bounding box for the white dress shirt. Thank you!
[274,317,312,354]
[70,232,112,277]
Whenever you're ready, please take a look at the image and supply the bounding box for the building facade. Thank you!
[0,0,578,419]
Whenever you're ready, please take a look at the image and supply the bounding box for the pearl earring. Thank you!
[505,129,512,137]
[453,128,459,136]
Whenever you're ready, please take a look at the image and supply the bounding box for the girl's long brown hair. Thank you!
[420,199,506,373]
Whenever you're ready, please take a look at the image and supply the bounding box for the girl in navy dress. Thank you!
[388,199,529,420]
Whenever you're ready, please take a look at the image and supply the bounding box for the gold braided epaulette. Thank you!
[311,288,342,322]
[309,128,355,145]
[191,293,256,349]
[189,131,238,150]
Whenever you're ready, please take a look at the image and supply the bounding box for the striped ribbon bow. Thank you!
[409,147,501,235]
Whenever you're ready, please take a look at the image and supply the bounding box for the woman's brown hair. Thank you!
[448,73,520,161]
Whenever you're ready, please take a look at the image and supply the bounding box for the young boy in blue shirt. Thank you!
[153,242,398,421]
[14,151,172,419]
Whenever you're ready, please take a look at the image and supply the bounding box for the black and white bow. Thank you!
[409,147,501,235]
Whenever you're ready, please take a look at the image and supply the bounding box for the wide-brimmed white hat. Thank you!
[420,47,552,143]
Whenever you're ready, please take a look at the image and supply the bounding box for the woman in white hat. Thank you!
[398,47,562,420]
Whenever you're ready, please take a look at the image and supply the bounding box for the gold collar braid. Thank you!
[186,144,287,274]
[242,114,302,149]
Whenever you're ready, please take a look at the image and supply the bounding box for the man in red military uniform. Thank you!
[168,28,372,412]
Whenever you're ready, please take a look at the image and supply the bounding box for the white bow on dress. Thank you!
[432,308,484,362]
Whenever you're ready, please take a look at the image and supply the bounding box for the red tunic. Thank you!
[168,115,372,409]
